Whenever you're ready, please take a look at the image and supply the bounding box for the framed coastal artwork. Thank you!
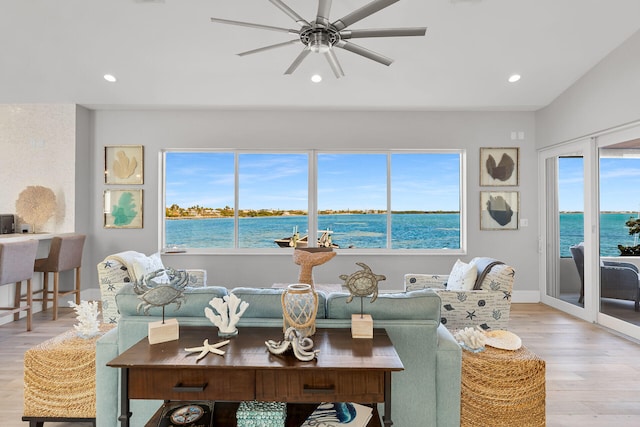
[104,145,144,184]
[480,147,519,186]
[104,189,143,229]
[480,191,519,230]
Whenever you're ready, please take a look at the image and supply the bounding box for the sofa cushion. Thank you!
[130,252,169,283]
[326,289,441,321]
[115,284,228,318]
[230,287,327,319]
[447,259,477,290]
[98,259,132,324]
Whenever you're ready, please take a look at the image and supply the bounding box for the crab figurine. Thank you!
[133,268,190,315]
[340,262,386,304]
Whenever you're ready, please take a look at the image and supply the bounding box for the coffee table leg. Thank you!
[118,368,131,427]
[383,371,393,427]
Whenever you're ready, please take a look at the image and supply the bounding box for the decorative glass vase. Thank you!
[281,283,318,338]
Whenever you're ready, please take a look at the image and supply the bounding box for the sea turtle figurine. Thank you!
[340,262,386,303]
[133,268,189,314]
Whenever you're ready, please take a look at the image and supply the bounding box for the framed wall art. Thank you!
[480,191,519,230]
[480,147,519,186]
[104,145,144,184]
[104,189,143,229]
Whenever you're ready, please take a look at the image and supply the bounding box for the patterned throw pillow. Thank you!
[447,259,477,290]
[130,252,169,283]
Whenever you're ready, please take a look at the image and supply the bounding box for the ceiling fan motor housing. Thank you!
[300,25,340,53]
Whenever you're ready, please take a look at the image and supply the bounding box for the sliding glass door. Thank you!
[539,140,594,321]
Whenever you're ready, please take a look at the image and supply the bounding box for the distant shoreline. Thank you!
[166,211,460,220]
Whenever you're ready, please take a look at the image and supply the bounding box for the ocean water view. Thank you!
[166,213,461,250]
[167,212,638,256]
[561,212,638,257]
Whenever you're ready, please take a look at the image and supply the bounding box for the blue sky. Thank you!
[165,152,461,211]
[559,156,640,212]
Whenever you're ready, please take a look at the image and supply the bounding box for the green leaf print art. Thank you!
[112,192,138,226]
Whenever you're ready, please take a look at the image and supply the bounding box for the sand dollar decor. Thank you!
[15,185,56,233]
[484,330,522,350]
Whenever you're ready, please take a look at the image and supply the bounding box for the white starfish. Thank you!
[184,339,230,361]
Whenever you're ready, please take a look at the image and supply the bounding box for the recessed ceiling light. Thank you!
[508,74,521,83]
[311,74,322,83]
[104,74,117,83]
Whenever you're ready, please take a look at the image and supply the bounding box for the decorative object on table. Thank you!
[155,401,214,427]
[104,145,143,185]
[293,247,336,286]
[103,188,143,228]
[480,147,519,186]
[15,185,56,233]
[480,191,519,230]
[340,262,386,339]
[204,293,249,337]
[301,402,373,427]
[265,326,319,361]
[68,300,100,339]
[184,339,230,362]
[133,267,189,344]
[236,401,286,427]
[281,283,318,337]
[484,329,522,350]
[454,327,486,353]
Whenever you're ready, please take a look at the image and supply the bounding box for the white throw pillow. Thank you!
[447,259,477,290]
[131,252,169,283]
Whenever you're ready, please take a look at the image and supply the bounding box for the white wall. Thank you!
[536,29,640,147]
[88,109,539,299]
[0,104,76,232]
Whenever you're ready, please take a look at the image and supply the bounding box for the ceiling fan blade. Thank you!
[340,27,426,39]
[332,0,400,31]
[316,0,333,27]
[238,39,300,57]
[335,40,393,66]
[210,17,299,34]
[324,49,344,78]
[284,49,311,75]
[268,0,310,27]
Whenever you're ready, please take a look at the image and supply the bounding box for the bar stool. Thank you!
[0,240,39,331]
[33,233,86,320]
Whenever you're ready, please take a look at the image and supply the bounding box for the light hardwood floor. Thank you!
[1,304,640,427]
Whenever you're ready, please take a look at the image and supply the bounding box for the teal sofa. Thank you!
[95,286,462,427]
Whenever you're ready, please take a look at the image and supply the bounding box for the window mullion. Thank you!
[234,152,239,249]
[309,150,317,247]
[387,153,392,249]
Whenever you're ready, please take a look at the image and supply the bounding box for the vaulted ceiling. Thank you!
[2,0,640,110]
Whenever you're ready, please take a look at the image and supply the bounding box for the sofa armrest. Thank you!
[96,328,119,427]
[436,289,511,331]
[404,273,448,291]
[185,268,207,287]
[436,324,462,427]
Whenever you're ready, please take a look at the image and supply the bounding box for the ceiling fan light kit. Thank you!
[210,0,427,78]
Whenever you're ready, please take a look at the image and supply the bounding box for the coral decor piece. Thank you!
[204,293,249,337]
[293,248,336,286]
[112,150,138,179]
[15,185,56,233]
[68,301,101,338]
[454,327,486,353]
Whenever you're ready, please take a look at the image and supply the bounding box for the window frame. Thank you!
[160,149,467,255]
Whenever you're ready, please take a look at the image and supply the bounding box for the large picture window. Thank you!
[163,150,463,252]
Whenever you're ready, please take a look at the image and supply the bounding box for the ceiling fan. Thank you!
[210,0,427,78]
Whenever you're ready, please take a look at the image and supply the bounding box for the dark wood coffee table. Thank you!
[108,326,404,427]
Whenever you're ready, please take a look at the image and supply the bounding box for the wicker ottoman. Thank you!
[461,345,546,427]
[23,324,113,426]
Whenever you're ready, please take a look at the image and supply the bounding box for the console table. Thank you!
[108,326,404,427]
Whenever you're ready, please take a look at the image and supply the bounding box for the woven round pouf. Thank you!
[461,345,546,427]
